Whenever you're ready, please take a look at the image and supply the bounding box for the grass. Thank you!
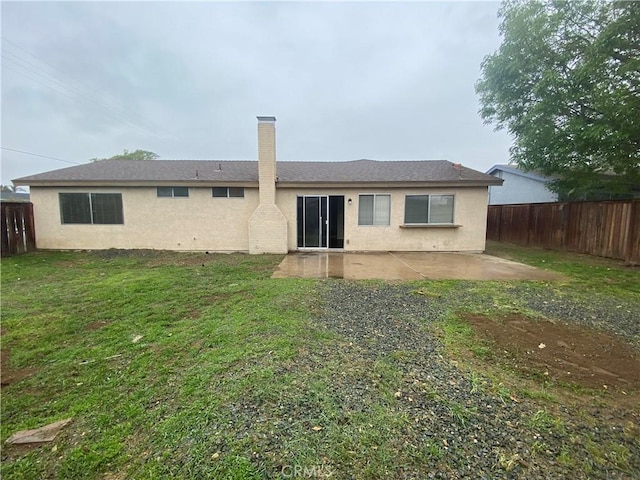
[1,245,638,479]
[1,251,317,478]
[0,250,443,478]
[527,409,566,434]
[485,240,640,299]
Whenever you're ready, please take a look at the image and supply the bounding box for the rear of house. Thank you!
[14,117,502,254]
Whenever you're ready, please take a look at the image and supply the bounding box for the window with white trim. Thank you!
[358,194,390,226]
[157,187,189,197]
[212,187,244,198]
[404,194,454,224]
[59,193,123,224]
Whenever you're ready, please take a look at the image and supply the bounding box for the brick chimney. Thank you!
[257,116,277,204]
[248,116,288,254]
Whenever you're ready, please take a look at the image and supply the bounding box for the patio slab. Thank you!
[272,252,565,281]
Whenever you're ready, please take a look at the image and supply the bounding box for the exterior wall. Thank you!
[489,170,557,205]
[30,186,258,251]
[31,185,490,253]
[276,186,490,252]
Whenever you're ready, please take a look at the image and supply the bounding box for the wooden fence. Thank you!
[487,199,640,264]
[1,202,36,257]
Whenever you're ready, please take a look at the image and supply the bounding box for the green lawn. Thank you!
[1,251,319,478]
[1,246,638,479]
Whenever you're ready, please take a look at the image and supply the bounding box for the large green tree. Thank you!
[91,149,159,162]
[477,0,640,199]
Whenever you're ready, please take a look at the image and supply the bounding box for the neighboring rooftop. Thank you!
[486,164,553,183]
[14,159,502,186]
[0,191,30,203]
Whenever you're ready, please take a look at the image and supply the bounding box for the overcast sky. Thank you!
[1,1,512,187]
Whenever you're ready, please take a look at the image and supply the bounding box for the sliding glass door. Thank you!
[296,196,344,249]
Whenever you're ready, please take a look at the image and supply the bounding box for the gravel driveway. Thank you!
[311,281,640,479]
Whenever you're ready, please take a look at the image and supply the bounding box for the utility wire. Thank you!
[2,37,199,159]
[1,37,182,144]
[2,38,153,126]
[1,147,82,165]
[1,54,165,139]
[2,37,131,113]
[2,62,81,103]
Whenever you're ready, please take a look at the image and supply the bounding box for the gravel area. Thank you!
[309,281,640,479]
[512,285,640,349]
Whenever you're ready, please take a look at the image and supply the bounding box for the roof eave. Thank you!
[277,180,502,188]
[18,180,259,187]
[19,179,503,188]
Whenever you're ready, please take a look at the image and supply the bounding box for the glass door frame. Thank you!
[297,195,329,249]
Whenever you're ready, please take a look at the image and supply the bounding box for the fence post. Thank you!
[26,203,36,251]
[625,199,638,265]
[526,203,533,247]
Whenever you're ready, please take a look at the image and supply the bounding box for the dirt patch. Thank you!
[84,320,111,331]
[0,348,37,389]
[88,249,217,267]
[145,252,217,267]
[463,313,640,392]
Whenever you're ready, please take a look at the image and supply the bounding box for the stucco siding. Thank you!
[31,186,258,251]
[488,171,557,205]
[31,185,489,252]
[276,186,489,252]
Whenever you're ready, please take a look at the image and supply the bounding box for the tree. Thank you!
[91,149,159,162]
[476,0,640,199]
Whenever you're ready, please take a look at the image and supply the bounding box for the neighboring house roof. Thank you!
[486,164,552,183]
[0,191,30,203]
[14,159,502,187]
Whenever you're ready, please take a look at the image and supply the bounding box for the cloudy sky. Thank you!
[1,1,512,187]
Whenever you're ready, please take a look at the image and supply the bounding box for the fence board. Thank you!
[487,199,640,264]
[1,202,36,257]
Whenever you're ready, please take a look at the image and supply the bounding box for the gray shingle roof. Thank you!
[14,159,501,185]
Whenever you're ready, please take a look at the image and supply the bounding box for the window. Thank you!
[404,194,454,224]
[358,194,390,226]
[60,193,123,224]
[157,187,189,197]
[212,187,244,198]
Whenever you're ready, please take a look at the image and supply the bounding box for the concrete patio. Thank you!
[272,252,565,281]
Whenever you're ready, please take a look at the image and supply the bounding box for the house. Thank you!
[13,117,502,254]
[486,164,558,205]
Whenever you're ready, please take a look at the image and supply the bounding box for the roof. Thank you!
[486,164,552,183]
[14,159,502,187]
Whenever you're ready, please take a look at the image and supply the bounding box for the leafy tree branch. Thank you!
[477,0,640,199]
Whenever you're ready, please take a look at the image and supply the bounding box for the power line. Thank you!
[1,60,86,103]
[2,37,129,111]
[1,147,82,165]
[1,36,183,145]
[2,37,151,124]
[1,53,164,138]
